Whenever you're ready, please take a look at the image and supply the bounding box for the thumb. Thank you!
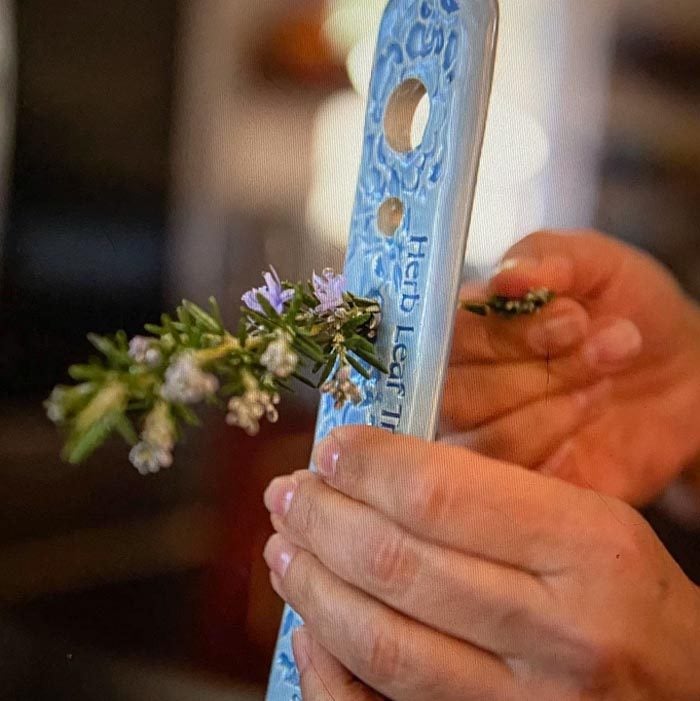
[490,230,628,300]
[292,627,384,701]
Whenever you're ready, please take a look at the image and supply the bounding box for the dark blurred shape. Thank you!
[1,0,176,395]
[599,0,700,299]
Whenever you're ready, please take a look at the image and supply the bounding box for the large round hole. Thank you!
[377,197,404,236]
[384,78,430,153]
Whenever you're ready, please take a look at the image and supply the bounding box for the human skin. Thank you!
[263,429,700,700]
[263,231,700,699]
[442,230,700,506]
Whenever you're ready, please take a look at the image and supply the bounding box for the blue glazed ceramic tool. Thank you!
[266,1,498,698]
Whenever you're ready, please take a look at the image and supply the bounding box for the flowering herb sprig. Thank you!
[461,288,555,318]
[45,267,384,474]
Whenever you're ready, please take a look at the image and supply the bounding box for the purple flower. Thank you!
[242,266,294,314]
[312,268,347,313]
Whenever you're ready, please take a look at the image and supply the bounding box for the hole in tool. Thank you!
[377,197,404,236]
[384,78,430,152]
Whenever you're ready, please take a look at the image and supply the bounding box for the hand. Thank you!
[442,229,700,505]
[263,427,700,700]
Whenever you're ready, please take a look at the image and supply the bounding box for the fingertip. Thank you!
[526,298,590,356]
[581,318,643,369]
[490,255,574,297]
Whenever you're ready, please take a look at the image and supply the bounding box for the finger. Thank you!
[265,472,550,659]
[490,229,627,300]
[440,379,612,468]
[264,534,518,701]
[311,427,604,572]
[293,627,384,700]
[451,296,591,363]
[442,317,641,431]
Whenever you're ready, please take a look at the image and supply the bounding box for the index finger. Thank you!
[311,426,616,573]
[490,229,625,300]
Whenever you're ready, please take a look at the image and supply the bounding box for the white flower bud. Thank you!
[260,332,298,378]
[226,388,280,435]
[160,354,219,404]
[128,336,162,367]
[129,441,173,475]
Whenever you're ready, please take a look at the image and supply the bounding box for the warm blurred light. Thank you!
[309,0,617,269]
[468,97,550,268]
[345,33,376,97]
[322,0,388,59]
[307,89,366,249]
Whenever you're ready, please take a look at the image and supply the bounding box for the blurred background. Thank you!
[0,0,698,698]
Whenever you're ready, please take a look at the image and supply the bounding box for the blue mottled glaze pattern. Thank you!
[266,1,497,698]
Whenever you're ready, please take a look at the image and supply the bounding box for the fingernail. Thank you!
[292,627,311,674]
[312,435,340,478]
[264,476,296,517]
[583,320,642,367]
[572,379,612,412]
[263,534,294,579]
[528,313,586,355]
[539,440,574,477]
[496,257,539,275]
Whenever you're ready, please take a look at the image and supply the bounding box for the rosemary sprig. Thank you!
[45,268,384,473]
[461,288,556,318]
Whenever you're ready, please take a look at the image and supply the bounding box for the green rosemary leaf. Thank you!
[342,313,372,333]
[208,297,224,327]
[460,289,556,318]
[244,308,285,331]
[285,284,304,322]
[144,323,165,335]
[171,403,202,427]
[114,414,139,446]
[461,302,489,317]
[255,293,280,320]
[317,353,338,385]
[352,346,388,374]
[237,317,248,344]
[63,409,122,464]
[68,364,106,381]
[346,335,375,355]
[115,330,129,351]
[176,305,193,326]
[87,333,121,360]
[346,354,372,380]
[183,300,221,333]
[291,334,325,363]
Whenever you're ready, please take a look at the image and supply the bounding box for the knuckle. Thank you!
[366,619,402,684]
[294,486,323,537]
[571,628,628,692]
[367,528,418,595]
[294,550,327,605]
[405,468,448,529]
[332,425,375,481]
[553,606,634,694]
[491,595,532,639]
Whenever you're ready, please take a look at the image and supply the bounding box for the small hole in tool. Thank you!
[377,197,404,236]
[384,78,430,153]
